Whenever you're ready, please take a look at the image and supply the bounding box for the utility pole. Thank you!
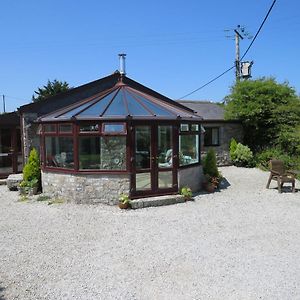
[234,27,244,81]
[2,95,5,113]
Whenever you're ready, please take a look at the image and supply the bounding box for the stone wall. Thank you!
[202,122,243,166]
[178,165,204,192]
[42,171,130,205]
[21,113,40,163]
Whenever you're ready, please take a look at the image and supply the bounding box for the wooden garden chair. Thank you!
[266,159,296,193]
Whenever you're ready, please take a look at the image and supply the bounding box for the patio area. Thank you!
[0,166,300,299]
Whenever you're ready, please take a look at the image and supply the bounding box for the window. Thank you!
[79,137,101,169]
[45,136,74,168]
[204,127,220,146]
[102,123,126,134]
[79,124,99,133]
[44,124,56,133]
[179,123,200,167]
[59,124,72,133]
[179,135,199,166]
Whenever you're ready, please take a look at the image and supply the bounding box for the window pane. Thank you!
[79,124,99,132]
[59,124,72,133]
[204,127,219,146]
[103,123,125,133]
[100,136,126,170]
[45,137,74,169]
[79,137,101,169]
[136,173,151,190]
[180,124,189,132]
[158,126,173,168]
[212,128,219,145]
[191,124,199,131]
[125,90,151,116]
[44,124,56,133]
[158,171,173,188]
[103,91,127,116]
[135,126,151,169]
[179,134,199,166]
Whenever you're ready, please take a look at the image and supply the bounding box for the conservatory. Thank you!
[38,75,203,204]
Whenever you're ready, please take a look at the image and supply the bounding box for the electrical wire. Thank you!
[178,0,277,99]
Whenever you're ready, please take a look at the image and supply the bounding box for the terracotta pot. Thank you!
[118,202,130,209]
[202,182,215,193]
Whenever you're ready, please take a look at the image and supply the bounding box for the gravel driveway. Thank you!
[1,166,300,300]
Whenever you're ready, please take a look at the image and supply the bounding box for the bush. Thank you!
[229,138,238,161]
[203,149,219,177]
[23,148,41,182]
[255,148,298,170]
[232,143,254,167]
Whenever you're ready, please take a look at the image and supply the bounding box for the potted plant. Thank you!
[118,193,130,209]
[19,178,39,195]
[180,186,193,201]
[202,149,221,193]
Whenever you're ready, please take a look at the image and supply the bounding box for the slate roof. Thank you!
[177,100,225,120]
[19,72,195,118]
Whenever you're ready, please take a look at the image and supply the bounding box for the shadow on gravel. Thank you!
[0,284,6,300]
[193,177,231,197]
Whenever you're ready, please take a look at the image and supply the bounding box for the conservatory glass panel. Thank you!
[158,126,173,168]
[158,171,173,188]
[124,91,151,116]
[63,102,94,118]
[44,124,56,133]
[136,173,151,190]
[79,90,117,116]
[79,124,99,132]
[103,123,126,134]
[59,124,72,133]
[103,91,127,116]
[79,137,101,169]
[45,136,74,169]
[135,126,151,170]
[99,136,126,170]
[132,93,173,116]
[179,134,199,166]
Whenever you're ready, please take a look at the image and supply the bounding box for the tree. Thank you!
[32,79,70,102]
[224,78,300,153]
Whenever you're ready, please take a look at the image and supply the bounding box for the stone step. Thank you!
[130,194,186,209]
[0,179,7,185]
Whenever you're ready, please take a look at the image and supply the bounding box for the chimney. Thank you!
[118,53,126,75]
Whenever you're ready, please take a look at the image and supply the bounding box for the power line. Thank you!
[241,0,277,60]
[178,0,277,99]
[178,66,234,100]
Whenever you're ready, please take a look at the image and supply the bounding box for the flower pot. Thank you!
[202,182,215,193]
[118,202,130,209]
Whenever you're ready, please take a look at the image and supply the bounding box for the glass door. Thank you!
[132,124,178,197]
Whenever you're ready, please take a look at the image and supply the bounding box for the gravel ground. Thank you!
[0,166,300,300]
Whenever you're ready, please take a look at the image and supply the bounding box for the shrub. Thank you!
[23,148,41,182]
[203,149,219,178]
[232,143,254,167]
[255,148,298,170]
[229,138,238,161]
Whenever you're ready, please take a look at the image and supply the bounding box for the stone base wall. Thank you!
[178,165,204,192]
[42,171,130,205]
[202,122,244,166]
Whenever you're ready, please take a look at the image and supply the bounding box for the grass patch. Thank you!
[37,195,51,202]
[48,198,65,205]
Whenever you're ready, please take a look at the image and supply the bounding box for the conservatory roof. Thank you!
[38,79,202,122]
